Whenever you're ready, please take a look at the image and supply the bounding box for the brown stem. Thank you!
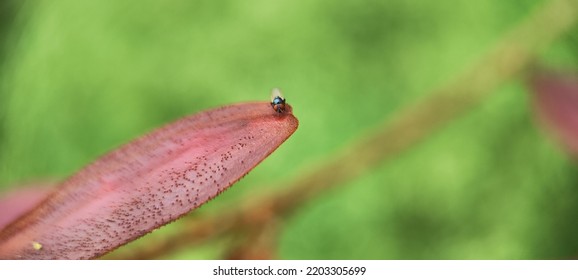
[103,0,578,260]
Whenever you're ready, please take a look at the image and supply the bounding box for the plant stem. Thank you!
[104,0,578,260]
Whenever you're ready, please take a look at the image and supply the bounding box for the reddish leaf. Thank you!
[0,101,298,259]
[0,183,54,231]
[530,70,578,157]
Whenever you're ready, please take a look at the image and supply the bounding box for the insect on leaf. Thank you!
[0,101,298,259]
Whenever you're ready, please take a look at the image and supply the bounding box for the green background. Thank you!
[1,0,578,259]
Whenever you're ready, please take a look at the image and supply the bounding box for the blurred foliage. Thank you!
[1,0,578,259]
